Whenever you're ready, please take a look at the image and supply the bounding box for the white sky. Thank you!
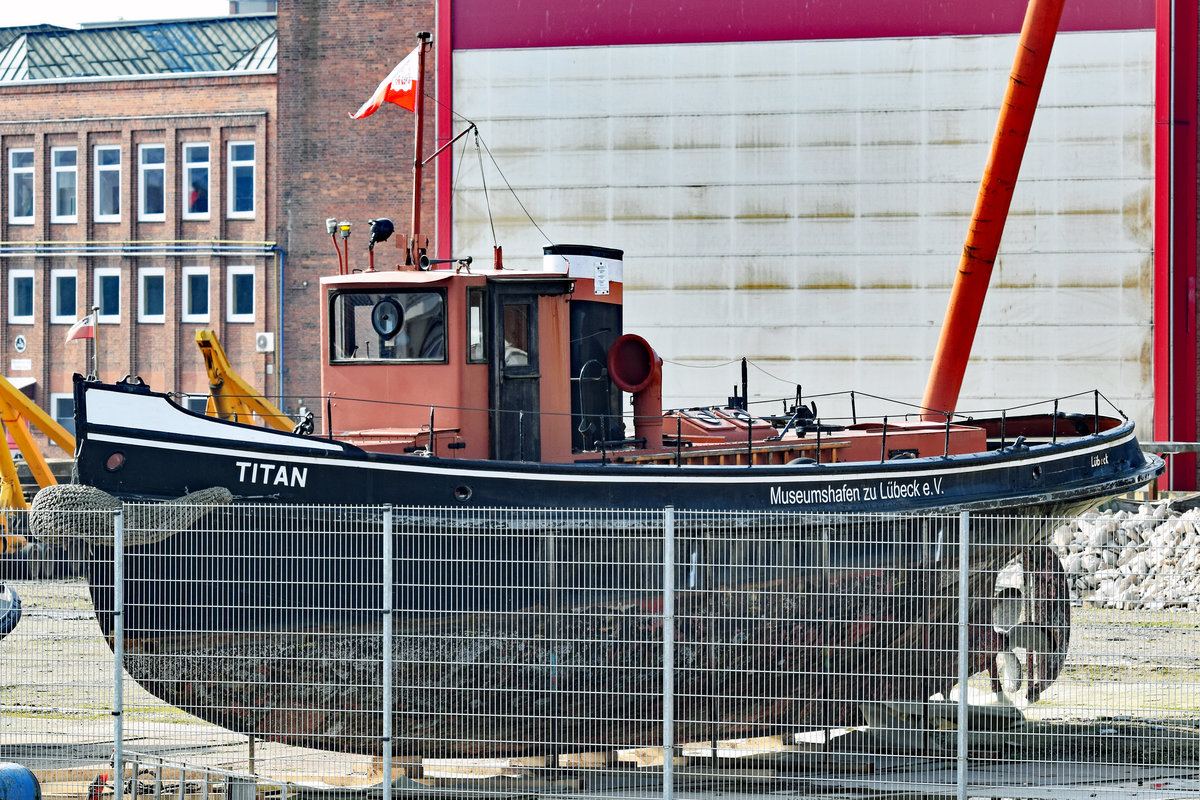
[2,0,232,28]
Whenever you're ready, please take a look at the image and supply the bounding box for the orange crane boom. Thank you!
[921,0,1067,418]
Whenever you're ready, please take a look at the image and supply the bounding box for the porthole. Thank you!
[105,451,126,472]
[454,485,472,502]
[1031,465,1042,481]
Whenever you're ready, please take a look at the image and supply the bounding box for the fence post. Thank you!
[956,510,969,800]
[113,507,124,800]
[382,505,394,800]
[663,506,674,800]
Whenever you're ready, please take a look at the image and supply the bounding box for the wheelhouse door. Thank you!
[490,289,541,460]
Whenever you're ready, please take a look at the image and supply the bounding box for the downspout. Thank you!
[1155,0,1199,490]
[272,245,286,409]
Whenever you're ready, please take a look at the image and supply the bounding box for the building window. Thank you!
[227,141,255,218]
[182,143,209,219]
[94,145,121,222]
[51,147,77,223]
[50,269,78,324]
[182,266,210,323]
[51,393,76,436]
[95,267,121,323]
[138,266,165,323]
[227,265,255,323]
[8,269,33,324]
[138,144,165,221]
[8,149,34,224]
[182,394,210,414]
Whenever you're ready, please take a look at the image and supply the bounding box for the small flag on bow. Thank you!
[66,314,94,343]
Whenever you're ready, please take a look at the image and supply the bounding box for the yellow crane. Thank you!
[0,376,75,548]
[196,330,293,432]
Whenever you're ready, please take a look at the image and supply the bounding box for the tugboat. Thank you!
[37,0,1162,757]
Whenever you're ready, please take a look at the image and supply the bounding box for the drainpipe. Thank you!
[271,245,286,409]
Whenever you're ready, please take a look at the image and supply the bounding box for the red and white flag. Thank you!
[65,314,94,343]
[350,47,420,120]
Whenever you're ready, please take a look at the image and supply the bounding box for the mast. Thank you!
[920,0,1066,418]
[409,31,433,266]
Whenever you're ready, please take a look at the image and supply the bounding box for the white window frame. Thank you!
[138,266,166,323]
[226,140,255,219]
[182,143,210,220]
[181,265,211,323]
[50,146,78,224]
[50,393,76,437]
[94,145,121,223]
[50,269,78,325]
[8,148,34,225]
[138,143,166,222]
[226,265,256,323]
[7,269,34,325]
[50,268,79,326]
[94,266,121,324]
[182,394,210,414]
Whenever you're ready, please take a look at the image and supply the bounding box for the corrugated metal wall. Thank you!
[451,30,1154,429]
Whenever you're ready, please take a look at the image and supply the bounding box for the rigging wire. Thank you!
[424,90,554,246]
[473,130,554,245]
[474,129,498,249]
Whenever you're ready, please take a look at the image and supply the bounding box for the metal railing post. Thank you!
[956,510,969,800]
[663,506,675,800]
[382,505,394,800]
[113,507,125,800]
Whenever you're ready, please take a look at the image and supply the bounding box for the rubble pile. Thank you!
[1052,501,1200,611]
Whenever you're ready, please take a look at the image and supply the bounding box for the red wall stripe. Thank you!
[452,0,1153,51]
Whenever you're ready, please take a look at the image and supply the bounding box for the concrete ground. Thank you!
[3,580,1200,799]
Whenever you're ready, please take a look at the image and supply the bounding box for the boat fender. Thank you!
[0,762,40,800]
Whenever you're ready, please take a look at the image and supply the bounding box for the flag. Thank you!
[350,47,421,120]
[66,314,94,343]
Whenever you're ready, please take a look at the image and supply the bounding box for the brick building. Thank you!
[0,16,277,454]
[274,1,437,405]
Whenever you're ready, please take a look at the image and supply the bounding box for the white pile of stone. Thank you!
[1051,501,1200,611]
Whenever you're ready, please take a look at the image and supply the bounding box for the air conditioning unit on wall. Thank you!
[255,332,275,353]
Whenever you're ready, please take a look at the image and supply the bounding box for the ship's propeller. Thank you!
[989,547,1071,705]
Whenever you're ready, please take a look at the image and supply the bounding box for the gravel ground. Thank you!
[2,578,1199,791]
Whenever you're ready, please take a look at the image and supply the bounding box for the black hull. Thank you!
[74,381,1160,514]
[64,380,1161,756]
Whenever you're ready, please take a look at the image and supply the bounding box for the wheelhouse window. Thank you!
[94,145,121,222]
[330,290,446,363]
[227,141,255,218]
[8,149,33,224]
[182,143,209,218]
[466,287,487,363]
[51,147,77,223]
[138,144,165,221]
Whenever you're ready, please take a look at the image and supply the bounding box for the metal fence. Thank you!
[2,502,1199,799]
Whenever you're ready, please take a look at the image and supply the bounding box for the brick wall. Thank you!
[276,0,437,408]
[0,72,277,449]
